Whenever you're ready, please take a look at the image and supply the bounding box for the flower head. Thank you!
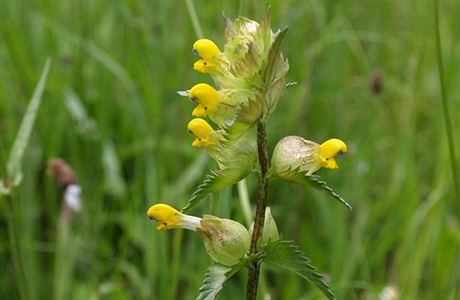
[147,203,201,231]
[319,138,348,169]
[187,118,215,148]
[271,136,347,177]
[147,203,250,266]
[189,83,220,117]
[193,39,221,61]
[193,39,222,74]
[193,59,220,74]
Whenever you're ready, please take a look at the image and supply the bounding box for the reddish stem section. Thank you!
[246,122,269,300]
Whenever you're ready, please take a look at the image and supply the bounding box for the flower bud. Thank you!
[271,136,322,176]
[197,215,250,266]
[249,207,279,246]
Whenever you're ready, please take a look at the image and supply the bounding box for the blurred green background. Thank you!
[1,0,459,299]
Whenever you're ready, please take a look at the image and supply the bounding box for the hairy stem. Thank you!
[246,121,269,300]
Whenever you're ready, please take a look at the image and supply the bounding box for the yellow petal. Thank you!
[325,158,338,169]
[192,138,201,147]
[193,59,208,73]
[192,105,207,117]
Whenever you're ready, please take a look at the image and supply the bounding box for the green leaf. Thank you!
[182,168,250,212]
[263,240,335,300]
[196,264,239,300]
[281,172,352,210]
[6,58,51,187]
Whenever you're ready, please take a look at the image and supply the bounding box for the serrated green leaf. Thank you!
[182,168,250,212]
[263,240,335,300]
[264,27,289,84]
[281,171,351,209]
[196,264,239,300]
[263,27,289,116]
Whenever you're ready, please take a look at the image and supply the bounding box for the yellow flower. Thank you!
[193,39,221,61]
[193,39,222,74]
[147,203,250,266]
[180,83,255,129]
[147,203,201,231]
[189,83,220,117]
[271,136,347,177]
[319,138,348,169]
[187,118,215,148]
[193,59,219,74]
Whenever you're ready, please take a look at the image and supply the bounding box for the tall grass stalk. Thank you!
[185,0,204,39]
[434,0,459,200]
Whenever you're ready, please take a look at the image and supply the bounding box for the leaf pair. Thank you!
[182,169,351,212]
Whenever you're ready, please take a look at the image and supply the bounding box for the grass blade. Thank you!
[434,0,459,200]
[6,58,51,186]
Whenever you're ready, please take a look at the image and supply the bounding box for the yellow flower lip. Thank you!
[192,105,206,117]
[193,59,219,74]
[194,59,207,73]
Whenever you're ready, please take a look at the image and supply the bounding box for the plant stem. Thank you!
[246,121,269,300]
[434,0,459,200]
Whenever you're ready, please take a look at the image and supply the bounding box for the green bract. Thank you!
[249,207,280,247]
[271,136,323,178]
[198,215,251,266]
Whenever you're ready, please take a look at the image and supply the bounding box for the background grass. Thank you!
[1,0,459,299]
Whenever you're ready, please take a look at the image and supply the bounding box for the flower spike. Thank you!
[319,139,348,169]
